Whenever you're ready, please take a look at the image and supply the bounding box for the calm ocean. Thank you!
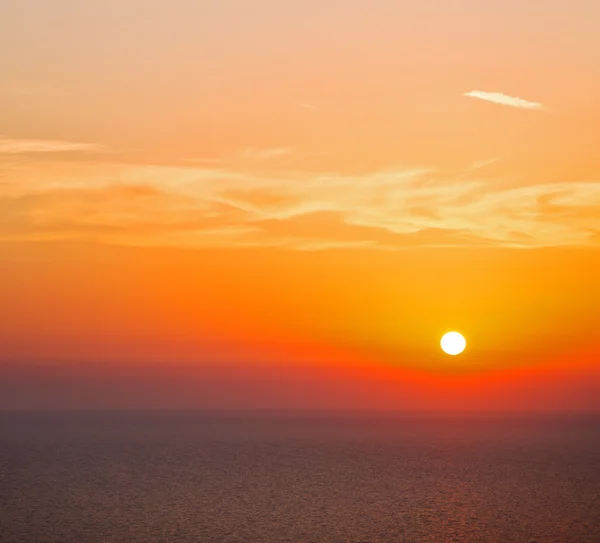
[1,411,599,542]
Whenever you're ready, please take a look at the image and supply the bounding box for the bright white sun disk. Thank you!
[441,332,466,355]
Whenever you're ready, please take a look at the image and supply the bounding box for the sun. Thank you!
[440,331,466,355]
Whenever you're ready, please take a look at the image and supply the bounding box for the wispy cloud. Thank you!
[186,146,293,165]
[0,136,103,154]
[464,90,545,111]
[300,103,317,110]
[1,158,599,250]
[185,157,224,166]
[239,147,293,160]
[468,158,500,171]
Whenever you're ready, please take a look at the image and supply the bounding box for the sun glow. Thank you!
[440,332,466,356]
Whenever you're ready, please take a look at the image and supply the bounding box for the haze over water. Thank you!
[2,411,599,543]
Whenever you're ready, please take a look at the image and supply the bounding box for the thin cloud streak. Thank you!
[240,147,294,160]
[0,136,104,154]
[469,158,500,171]
[187,146,294,165]
[464,90,545,110]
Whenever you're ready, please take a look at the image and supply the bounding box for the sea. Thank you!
[1,411,599,543]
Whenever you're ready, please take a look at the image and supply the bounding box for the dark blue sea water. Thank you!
[1,411,599,542]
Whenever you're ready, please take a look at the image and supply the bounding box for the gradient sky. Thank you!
[1,0,599,410]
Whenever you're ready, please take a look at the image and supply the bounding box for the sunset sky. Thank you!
[1,0,599,410]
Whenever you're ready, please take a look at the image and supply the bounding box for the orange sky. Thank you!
[0,0,599,410]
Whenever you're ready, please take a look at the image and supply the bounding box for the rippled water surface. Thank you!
[1,412,599,542]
